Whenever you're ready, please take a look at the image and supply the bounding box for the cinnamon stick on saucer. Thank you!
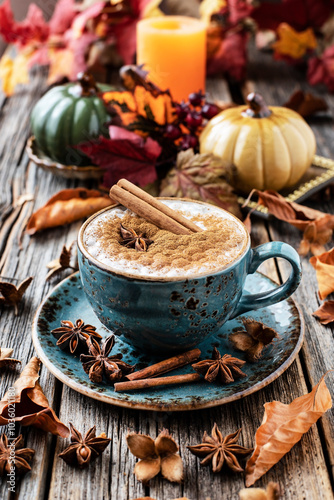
[114,373,201,392]
[109,179,202,235]
[126,348,201,381]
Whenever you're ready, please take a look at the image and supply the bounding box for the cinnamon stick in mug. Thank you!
[114,373,201,392]
[126,348,201,381]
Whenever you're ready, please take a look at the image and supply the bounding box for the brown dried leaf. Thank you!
[244,190,334,256]
[46,242,78,281]
[245,374,332,486]
[0,348,21,369]
[26,188,114,235]
[0,357,69,437]
[159,149,241,218]
[239,482,281,500]
[126,429,183,484]
[229,318,278,362]
[313,300,334,324]
[284,89,328,118]
[310,248,334,300]
[0,277,33,315]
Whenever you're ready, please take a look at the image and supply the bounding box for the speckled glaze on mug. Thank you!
[78,199,301,353]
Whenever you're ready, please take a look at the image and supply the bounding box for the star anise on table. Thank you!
[51,319,102,355]
[46,242,78,281]
[0,347,21,369]
[120,224,153,252]
[0,434,35,476]
[187,423,252,473]
[192,347,247,384]
[58,423,111,469]
[229,318,278,362]
[0,276,33,315]
[80,335,135,383]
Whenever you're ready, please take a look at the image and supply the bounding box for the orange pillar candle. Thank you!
[137,16,206,102]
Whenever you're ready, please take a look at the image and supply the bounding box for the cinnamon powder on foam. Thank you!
[89,211,246,276]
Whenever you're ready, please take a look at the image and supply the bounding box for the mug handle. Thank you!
[230,242,301,319]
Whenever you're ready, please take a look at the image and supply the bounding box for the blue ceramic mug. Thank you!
[78,199,301,353]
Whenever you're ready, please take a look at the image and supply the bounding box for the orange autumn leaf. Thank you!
[47,47,75,85]
[0,52,29,96]
[245,374,332,486]
[0,357,69,437]
[313,300,334,325]
[272,23,317,59]
[244,190,334,256]
[26,188,114,235]
[310,248,334,300]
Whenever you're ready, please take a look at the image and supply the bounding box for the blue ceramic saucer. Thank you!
[31,272,304,411]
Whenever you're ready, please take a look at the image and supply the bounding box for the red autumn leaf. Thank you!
[78,126,161,189]
[244,190,334,256]
[313,301,334,324]
[0,0,49,47]
[207,31,248,80]
[0,357,69,437]
[308,45,334,93]
[26,188,113,235]
[48,0,76,36]
[310,248,334,300]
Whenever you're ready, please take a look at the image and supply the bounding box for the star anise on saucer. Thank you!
[51,319,102,355]
[192,347,247,384]
[229,318,278,362]
[0,434,35,476]
[80,335,135,383]
[187,423,252,473]
[120,224,153,252]
[58,423,111,469]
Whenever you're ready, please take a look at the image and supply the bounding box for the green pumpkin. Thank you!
[31,73,113,165]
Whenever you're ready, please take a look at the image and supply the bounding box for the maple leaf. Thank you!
[159,149,241,217]
[310,248,334,300]
[313,300,334,325]
[0,51,30,96]
[245,373,332,486]
[0,277,33,315]
[308,45,334,92]
[0,0,49,47]
[272,23,317,60]
[78,125,161,189]
[48,0,76,36]
[207,31,248,80]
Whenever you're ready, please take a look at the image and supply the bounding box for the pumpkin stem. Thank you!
[77,72,98,96]
[243,92,272,118]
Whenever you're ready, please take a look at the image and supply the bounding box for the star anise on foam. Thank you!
[187,423,252,473]
[126,429,183,484]
[192,347,247,384]
[51,319,102,355]
[120,224,153,252]
[229,318,278,362]
[58,423,111,469]
[80,335,135,383]
[0,434,35,476]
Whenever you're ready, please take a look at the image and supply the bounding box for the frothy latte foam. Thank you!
[83,200,248,279]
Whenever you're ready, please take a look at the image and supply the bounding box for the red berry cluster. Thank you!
[163,90,220,151]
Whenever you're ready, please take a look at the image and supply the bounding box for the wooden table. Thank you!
[0,46,334,500]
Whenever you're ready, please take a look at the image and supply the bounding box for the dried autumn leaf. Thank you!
[46,242,78,281]
[160,149,241,218]
[0,357,69,437]
[0,276,33,315]
[245,374,332,486]
[244,190,334,256]
[239,482,281,500]
[26,188,113,235]
[126,429,183,484]
[284,89,328,118]
[310,248,334,300]
[0,348,20,369]
[78,126,161,189]
[313,300,334,324]
[0,51,30,96]
[272,23,317,60]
